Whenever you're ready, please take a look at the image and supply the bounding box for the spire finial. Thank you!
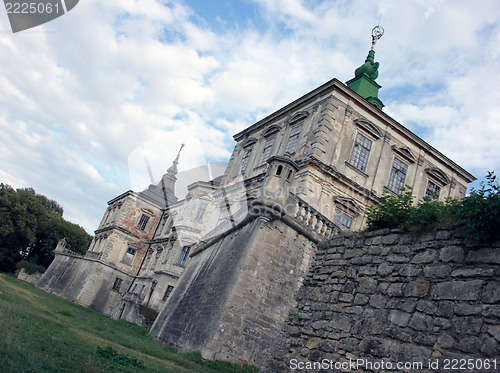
[370,17,384,50]
[174,142,185,165]
[167,142,185,176]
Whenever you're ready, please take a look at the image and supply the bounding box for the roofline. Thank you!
[233,78,475,183]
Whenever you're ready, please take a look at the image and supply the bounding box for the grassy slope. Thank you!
[0,274,259,373]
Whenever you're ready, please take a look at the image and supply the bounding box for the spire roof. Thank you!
[346,25,385,110]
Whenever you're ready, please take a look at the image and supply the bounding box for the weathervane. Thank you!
[370,17,384,50]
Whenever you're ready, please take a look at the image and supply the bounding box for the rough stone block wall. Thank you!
[263,228,500,372]
[150,216,317,367]
[37,253,131,315]
[16,268,44,285]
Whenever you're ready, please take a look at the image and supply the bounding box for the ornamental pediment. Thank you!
[353,118,383,140]
[391,145,416,164]
[289,111,309,125]
[425,167,450,185]
[333,196,363,214]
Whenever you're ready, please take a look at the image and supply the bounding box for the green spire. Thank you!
[346,25,385,110]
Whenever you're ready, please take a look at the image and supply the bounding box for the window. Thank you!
[426,180,441,199]
[335,211,353,231]
[217,207,229,226]
[122,247,136,266]
[162,285,174,301]
[349,133,372,172]
[240,148,252,173]
[388,158,408,194]
[137,214,150,231]
[112,277,123,291]
[152,249,162,269]
[258,137,275,166]
[276,165,283,176]
[285,124,303,153]
[177,246,191,266]
[194,202,208,222]
[163,218,174,235]
[163,248,172,264]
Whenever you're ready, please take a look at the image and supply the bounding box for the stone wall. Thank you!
[16,268,44,285]
[263,227,500,372]
[37,252,132,315]
[150,215,317,367]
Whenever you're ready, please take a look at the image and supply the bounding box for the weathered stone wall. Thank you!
[16,268,44,285]
[37,252,132,315]
[150,216,317,367]
[263,227,500,372]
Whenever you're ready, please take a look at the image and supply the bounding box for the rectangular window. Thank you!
[388,158,408,194]
[426,180,441,199]
[177,246,191,266]
[112,277,123,291]
[258,137,275,166]
[194,202,208,222]
[335,211,353,231]
[137,214,150,231]
[217,207,229,226]
[162,285,174,301]
[285,124,303,154]
[240,148,252,174]
[122,247,136,266]
[349,133,372,172]
[163,248,172,264]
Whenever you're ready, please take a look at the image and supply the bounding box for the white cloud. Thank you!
[0,0,498,233]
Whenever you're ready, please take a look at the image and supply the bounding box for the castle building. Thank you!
[38,29,475,366]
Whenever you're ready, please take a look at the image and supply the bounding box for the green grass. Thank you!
[0,274,259,373]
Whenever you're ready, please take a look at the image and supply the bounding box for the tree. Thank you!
[0,184,92,273]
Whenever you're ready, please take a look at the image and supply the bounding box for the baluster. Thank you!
[315,218,324,234]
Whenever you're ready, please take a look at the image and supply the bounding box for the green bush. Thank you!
[459,171,500,242]
[16,260,46,274]
[365,172,500,242]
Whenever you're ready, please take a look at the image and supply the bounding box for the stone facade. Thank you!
[263,227,500,372]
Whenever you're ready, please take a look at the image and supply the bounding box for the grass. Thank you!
[0,273,259,373]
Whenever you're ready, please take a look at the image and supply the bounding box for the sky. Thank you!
[0,0,499,233]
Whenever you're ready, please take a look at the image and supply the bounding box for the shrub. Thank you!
[16,260,46,275]
[365,187,415,230]
[459,171,500,242]
[365,172,500,242]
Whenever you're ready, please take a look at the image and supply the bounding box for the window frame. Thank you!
[176,245,191,266]
[240,147,253,174]
[137,214,150,231]
[387,157,409,194]
[112,277,123,291]
[349,132,373,172]
[334,210,353,231]
[425,179,441,200]
[162,285,174,301]
[194,202,208,222]
[258,136,276,167]
[285,123,303,154]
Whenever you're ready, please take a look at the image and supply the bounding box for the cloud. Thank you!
[0,0,498,233]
